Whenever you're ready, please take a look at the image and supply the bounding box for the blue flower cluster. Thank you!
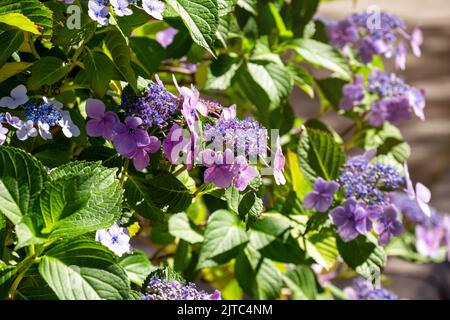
[345,277,398,300]
[338,156,404,206]
[143,278,221,300]
[204,118,268,158]
[326,11,422,69]
[120,81,179,129]
[25,100,62,126]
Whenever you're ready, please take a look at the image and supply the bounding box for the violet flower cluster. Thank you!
[344,277,398,300]
[339,71,426,127]
[0,85,80,145]
[303,151,405,245]
[59,0,165,26]
[143,277,221,300]
[326,11,422,69]
[86,76,286,189]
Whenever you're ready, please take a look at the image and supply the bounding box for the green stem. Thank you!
[193,184,207,197]
[8,254,37,300]
[173,165,187,177]
[29,36,40,59]
[119,159,130,187]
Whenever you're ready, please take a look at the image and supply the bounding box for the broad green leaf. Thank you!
[287,64,315,98]
[0,147,47,225]
[0,0,53,36]
[238,191,263,226]
[0,13,39,34]
[204,53,241,90]
[305,231,339,270]
[0,29,24,67]
[118,251,156,286]
[235,232,282,299]
[251,214,306,264]
[283,266,318,300]
[39,162,122,239]
[289,0,319,37]
[298,127,345,183]
[337,234,386,279]
[137,172,192,213]
[0,62,33,83]
[83,49,114,97]
[27,57,70,91]
[197,210,248,269]
[14,214,48,249]
[124,176,165,222]
[166,0,219,56]
[284,39,352,81]
[237,0,257,15]
[129,37,165,75]
[168,212,204,244]
[217,0,236,16]
[39,239,129,300]
[0,213,6,257]
[0,262,16,287]
[104,29,137,93]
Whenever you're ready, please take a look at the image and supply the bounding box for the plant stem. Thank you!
[173,165,187,177]
[7,254,37,299]
[158,65,194,76]
[193,184,207,197]
[119,159,130,187]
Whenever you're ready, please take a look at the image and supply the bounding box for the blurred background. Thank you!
[289,0,450,299]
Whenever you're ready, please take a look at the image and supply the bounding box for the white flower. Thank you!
[37,121,52,140]
[58,110,80,138]
[142,0,165,20]
[0,124,8,145]
[96,223,132,257]
[110,0,133,16]
[16,120,38,141]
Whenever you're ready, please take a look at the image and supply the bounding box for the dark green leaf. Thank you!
[83,49,114,97]
[283,266,318,300]
[130,37,165,75]
[118,251,156,286]
[27,57,70,91]
[0,29,24,68]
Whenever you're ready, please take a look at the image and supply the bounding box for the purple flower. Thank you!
[410,26,423,57]
[16,120,38,141]
[130,136,161,171]
[112,117,150,158]
[367,100,388,127]
[395,42,407,70]
[58,110,80,138]
[273,136,286,185]
[88,0,109,26]
[200,149,236,189]
[339,75,365,110]
[233,156,258,191]
[303,177,339,212]
[86,98,120,140]
[329,199,373,242]
[156,27,178,48]
[390,192,428,225]
[408,88,426,121]
[5,112,21,128]
[162,124,190,165]
[403,163,432,217]
[373,206,404,245]
[384,97,413,124]
[415,224,445,258]
[0,84,28,109]
[220,104,236,120]
[327,18,359,49]
[0,123,8,145]
[442,216,450,261]
[96,223,132,257]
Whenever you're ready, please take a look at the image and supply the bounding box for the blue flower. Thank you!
[143,277,221,300]
[88,0,110,26]
[303,177,339,212]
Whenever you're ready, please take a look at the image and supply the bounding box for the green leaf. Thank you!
[197,210,248,269]
[0,29,24,68]
[0,13,39,34]
[316,78,346,110]
[290,0,319,37]
[118,251,156,286]
[105,29,137,93]
[0,62,33,83]
[238,191,263,225]
[283,266,318,300]
[0,147,47,225]
[27,57,70,91]
[39,162,122,239]
[129,37,165,75]
[234,232,282,299]
[123,177,165,222]
[166,0,219,56]
[168,212,204,244]
[298,127,345,183]
[244,61,293,112]
[83,50,114,97]
[137,172,192,213]
[337,234,386,279]
[287,64,315,98]
[39,239,130,300]
[305,231,339,270]
[0,0,53,36]
[204,53,241,90]
[0,262,16,287]
[284,39,352,81]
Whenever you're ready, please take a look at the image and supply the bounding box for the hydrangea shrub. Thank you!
[0,0,448,301]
